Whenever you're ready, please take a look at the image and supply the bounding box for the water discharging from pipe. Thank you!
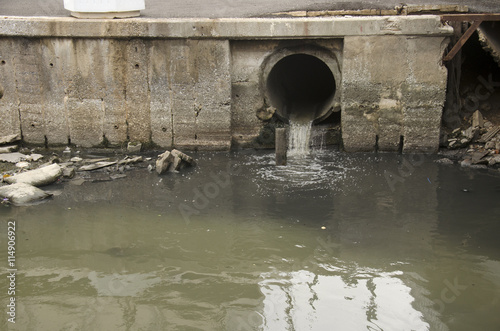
[264,53,337,158]
[287,108,315,157]
[288,120,313,156]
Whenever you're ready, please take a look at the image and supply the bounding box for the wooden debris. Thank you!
[118,156,143,165]
[479,126,500,143]
[79,161,117,171]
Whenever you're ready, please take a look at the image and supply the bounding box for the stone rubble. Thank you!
[1,146,196,206]
[0,145,18,154]
[0,152,28,163]
[155,149,196,175]
[127,142,142,153]
[444,110,500,169]
[0,134,21,146]
[15,161,30,169]
[156,151,174,175]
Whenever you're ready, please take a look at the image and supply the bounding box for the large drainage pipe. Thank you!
[262,46,342,123]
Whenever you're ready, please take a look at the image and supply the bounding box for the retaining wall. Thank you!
[0,16,452,151]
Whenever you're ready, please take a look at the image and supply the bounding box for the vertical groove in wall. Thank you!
[398,135,404,154]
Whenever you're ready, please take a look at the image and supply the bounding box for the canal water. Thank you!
[1,149,500,330]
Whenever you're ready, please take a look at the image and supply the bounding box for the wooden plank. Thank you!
[479,126,500,143]
[443,20,483,62]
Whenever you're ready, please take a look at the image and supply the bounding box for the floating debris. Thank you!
[79,161,117,171]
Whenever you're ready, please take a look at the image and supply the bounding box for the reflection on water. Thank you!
[1,149,500,330]
[260,269,427,331]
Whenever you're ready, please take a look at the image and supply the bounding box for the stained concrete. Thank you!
[341,35,449,153]
[1,0,498,18]
[0,15,452,152]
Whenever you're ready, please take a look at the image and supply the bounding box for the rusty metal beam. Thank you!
[441,13,500,22]
[443,20,483,62]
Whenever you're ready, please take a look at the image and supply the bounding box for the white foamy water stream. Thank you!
[287,120,313,157]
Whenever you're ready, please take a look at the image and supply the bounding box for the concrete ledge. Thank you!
[69,11,141,19]
[0,15,453,39]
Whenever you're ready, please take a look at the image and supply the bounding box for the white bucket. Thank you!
[64,0,145,18]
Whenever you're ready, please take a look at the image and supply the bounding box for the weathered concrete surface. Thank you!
[0,15,452,152]
[231,39,343,147]
[341,35,449,153]
[1,0,498,18]
[0,36,231,149]
[0,16,453,39]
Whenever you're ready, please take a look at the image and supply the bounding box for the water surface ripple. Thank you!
[1,150,500,330]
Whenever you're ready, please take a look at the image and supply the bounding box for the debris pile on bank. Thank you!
[155,149,196,175]
[442,110,500,169]
[0,139,196,206]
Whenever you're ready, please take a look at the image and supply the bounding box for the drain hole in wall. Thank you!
[266,54,336,123]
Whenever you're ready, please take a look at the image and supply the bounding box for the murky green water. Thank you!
[1,150,500,330]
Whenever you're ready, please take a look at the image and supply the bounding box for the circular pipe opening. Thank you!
[266,54,336,123]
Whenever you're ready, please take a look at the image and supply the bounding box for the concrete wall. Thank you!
[0,16,452,152]
[0,38,231,150]
[342,35,449,153]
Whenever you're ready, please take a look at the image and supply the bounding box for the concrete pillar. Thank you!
[275,128,287,166]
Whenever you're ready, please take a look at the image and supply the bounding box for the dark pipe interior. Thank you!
[267,54,336,122]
